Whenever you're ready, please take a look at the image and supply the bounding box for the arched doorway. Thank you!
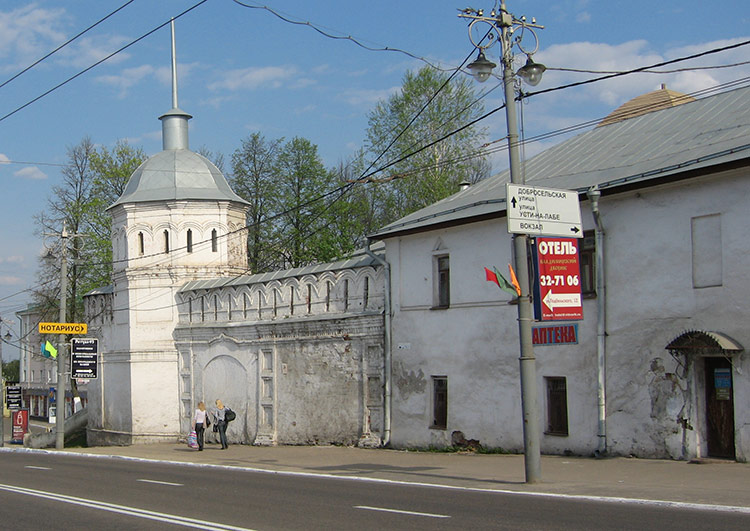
[666,330,742,459]
[203,354,255,444]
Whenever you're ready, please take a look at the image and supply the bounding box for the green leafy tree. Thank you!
[324,151,390,251]
[275,137,331,268]
[3,359,19,383]
[33,137,97,324]
[365,65,488,220]
[229,133,283,272]
[86,140,146,295]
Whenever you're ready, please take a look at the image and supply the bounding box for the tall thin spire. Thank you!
[171,18,179,109]
[159,18,192,150]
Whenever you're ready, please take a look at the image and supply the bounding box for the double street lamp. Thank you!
[459,2,546,483]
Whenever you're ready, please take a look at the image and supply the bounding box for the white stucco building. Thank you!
[81,27,748,460]
[370,85,750,461]
[83,31,386,447]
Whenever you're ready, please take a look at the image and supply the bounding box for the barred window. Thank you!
[431,376,448,429]
[545,377,569,436]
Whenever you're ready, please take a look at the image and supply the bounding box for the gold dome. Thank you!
[598,84,695,127]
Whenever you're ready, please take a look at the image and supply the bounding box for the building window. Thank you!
[434,255,450,308]
[343,279,349,311]
[138,232,144,256]
[163,230,170,253]
[186,229,193,253]
[363,276,369,308]
[545,377,569,436]
[692,214,722,288]
[431,376,448,429]
[579,232,595,296]
[211,229,218,252]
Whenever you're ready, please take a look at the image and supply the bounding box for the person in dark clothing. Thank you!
[212,399,229,449]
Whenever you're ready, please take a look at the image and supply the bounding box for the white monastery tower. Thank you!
[96,22,249,444]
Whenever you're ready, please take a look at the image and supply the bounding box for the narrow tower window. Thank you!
[164,230,170,253]
[138,232,144,256]
[211,229,218,252]
[187,229,193,253]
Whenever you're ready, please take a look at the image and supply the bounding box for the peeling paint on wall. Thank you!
[648,357,688,458]
[394,361,426,399]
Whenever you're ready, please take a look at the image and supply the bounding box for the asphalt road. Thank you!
[0,452,748,530]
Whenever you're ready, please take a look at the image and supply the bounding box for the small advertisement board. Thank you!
[533,237,583,321]
[6,386,22,409]
[11,409,29,444]
[71,338,99,379]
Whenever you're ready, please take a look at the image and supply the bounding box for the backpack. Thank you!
[224,408,236,422]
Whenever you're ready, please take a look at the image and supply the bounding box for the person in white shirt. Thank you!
[191,401,209,451]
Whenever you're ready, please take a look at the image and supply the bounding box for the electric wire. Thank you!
[0,0,137,92]
[0,0,210,125]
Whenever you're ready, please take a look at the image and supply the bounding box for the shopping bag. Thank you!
[187,430,198,449]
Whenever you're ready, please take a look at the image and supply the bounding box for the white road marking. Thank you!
[355,505,450,518]
[0,483,254,531]
[137,479,183,487]
[4,448,749,515]
[24,466,52,470]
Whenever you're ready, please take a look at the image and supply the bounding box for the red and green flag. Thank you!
[484,265,520,296]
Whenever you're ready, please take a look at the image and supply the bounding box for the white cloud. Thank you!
[208,66,298,91]
[341,86,399,106]
[537,37,750,112]
[576,11,591,23]
[0,5,67,69]
[0,256,24,264]
[0,153,9,164]
[14,166,47,180]
[294,104,317,115]
[56,35,131,69]
[96,65,155,98]
[0,275,23,286]
[154,62,201,88]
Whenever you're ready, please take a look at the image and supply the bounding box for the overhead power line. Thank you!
[0,0,210,125]
[0,0,137,91]
[524,39,750,99]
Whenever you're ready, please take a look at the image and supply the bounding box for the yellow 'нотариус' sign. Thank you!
[38,322,88,335]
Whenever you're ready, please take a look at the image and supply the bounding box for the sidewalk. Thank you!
[3,418,749,510]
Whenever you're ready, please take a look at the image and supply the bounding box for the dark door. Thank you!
[704,357,735,459]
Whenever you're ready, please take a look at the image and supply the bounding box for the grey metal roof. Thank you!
[178,241,385,293]
[370,85,750,239]
[108,149,248,209]
[83,285,113,297]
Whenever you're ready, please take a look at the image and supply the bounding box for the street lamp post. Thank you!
[459,2,546,483]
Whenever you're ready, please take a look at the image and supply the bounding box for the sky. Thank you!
[0,0,748,359]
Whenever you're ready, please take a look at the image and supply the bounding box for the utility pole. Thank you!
[0,320,4,447]
[56,223,69,450]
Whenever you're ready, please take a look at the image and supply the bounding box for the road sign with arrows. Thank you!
[506,184,583,238]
